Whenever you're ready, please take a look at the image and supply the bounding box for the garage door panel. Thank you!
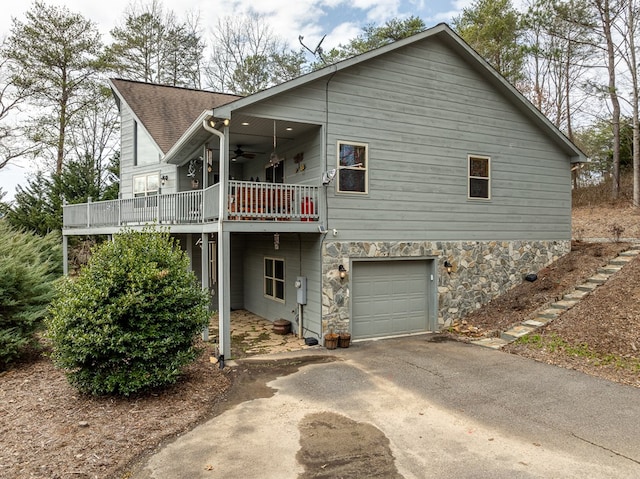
[352,260,431,339]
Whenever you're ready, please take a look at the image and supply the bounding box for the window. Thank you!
[264,257,285,302]
[468,155,490,199]
[337,141,368,194]
[133,173,159,197]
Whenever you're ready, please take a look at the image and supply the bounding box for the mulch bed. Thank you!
[0,342,232,479]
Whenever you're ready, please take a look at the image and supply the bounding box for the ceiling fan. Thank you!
[231,145,257,161]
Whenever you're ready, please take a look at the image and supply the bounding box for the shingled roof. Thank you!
[110,79,241,154]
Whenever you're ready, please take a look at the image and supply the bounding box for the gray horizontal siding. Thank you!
[320,37,571,242]
[241,234,322,337]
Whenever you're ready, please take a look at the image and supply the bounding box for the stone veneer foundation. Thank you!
[321,240,570,336]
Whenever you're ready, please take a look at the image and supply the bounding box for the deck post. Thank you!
[218,230,231,359]
[62,235,68,276]
[201,232,210,341]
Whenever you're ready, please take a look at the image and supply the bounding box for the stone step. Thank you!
[470,337,510,349]
[538,308,563,320]
[501,324,537,341]
[530,316,553,325]
[597,265,623,275]
[619,250,639,257]
[610,256,635,265]
[550,299,579,310]
[587,274,610,285]
[563,290,589,301]
[576,283,598,293]
[522,319,546,328]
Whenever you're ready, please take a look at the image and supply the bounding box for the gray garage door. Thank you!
[352,260,431,339]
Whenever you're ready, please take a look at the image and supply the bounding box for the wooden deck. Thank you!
[63,181,321,230]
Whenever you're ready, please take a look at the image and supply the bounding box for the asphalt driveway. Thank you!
[131,335,640,478]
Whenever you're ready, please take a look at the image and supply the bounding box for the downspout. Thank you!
[202,118,227,222]
[203,117,231,364]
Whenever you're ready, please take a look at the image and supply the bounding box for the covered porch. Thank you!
[208,310,313,359]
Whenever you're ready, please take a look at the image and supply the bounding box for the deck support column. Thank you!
[218,230,231,360]
[201,233,209,341]
[203,115,231,361]
[62,235,68,276]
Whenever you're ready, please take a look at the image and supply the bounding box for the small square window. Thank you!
[468,156,490,200]
[337,141,368,194]
[264,257,285,302]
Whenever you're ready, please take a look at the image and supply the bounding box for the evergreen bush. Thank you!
[0,220,61,367]
[47,227,210,396]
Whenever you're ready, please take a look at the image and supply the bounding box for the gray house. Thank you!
[62,23,585,360]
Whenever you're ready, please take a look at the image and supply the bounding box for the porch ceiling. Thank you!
[171,114,320,166]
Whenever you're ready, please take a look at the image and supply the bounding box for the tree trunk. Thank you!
[597,0,621,199]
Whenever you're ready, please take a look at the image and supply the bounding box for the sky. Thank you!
[0,0,474,201]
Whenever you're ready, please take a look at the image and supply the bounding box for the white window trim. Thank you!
[468,155,491,200]
[264,257,285,303]
[133,172,160,197]
[336,140,369,195]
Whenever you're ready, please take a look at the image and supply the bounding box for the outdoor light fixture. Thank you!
[338,264,347,280]
[208,118,230,129]
[160,175,169,187]
[274,233,280,250]
[444,260,453,275]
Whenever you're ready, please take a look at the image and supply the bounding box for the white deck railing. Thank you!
[228,180,320,222]
[63,182,319,229]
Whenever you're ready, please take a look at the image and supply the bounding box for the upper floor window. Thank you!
[468,155,490,200]
[337,141,368,194]
[264,257,285,302]
[134,173,159,197]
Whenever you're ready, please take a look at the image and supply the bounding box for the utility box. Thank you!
[295,276,307,305]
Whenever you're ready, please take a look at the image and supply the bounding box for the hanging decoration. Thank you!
[266,120,285,168]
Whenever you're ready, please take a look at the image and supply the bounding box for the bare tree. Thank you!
[590,0,624,199]
[204,12,306,95]
[615,0,640,206]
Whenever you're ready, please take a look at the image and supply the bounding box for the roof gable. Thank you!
[109,79,240,154]
[213,23,585,162]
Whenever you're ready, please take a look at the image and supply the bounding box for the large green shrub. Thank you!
[0,220,61,368]
[47,228,210,396]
